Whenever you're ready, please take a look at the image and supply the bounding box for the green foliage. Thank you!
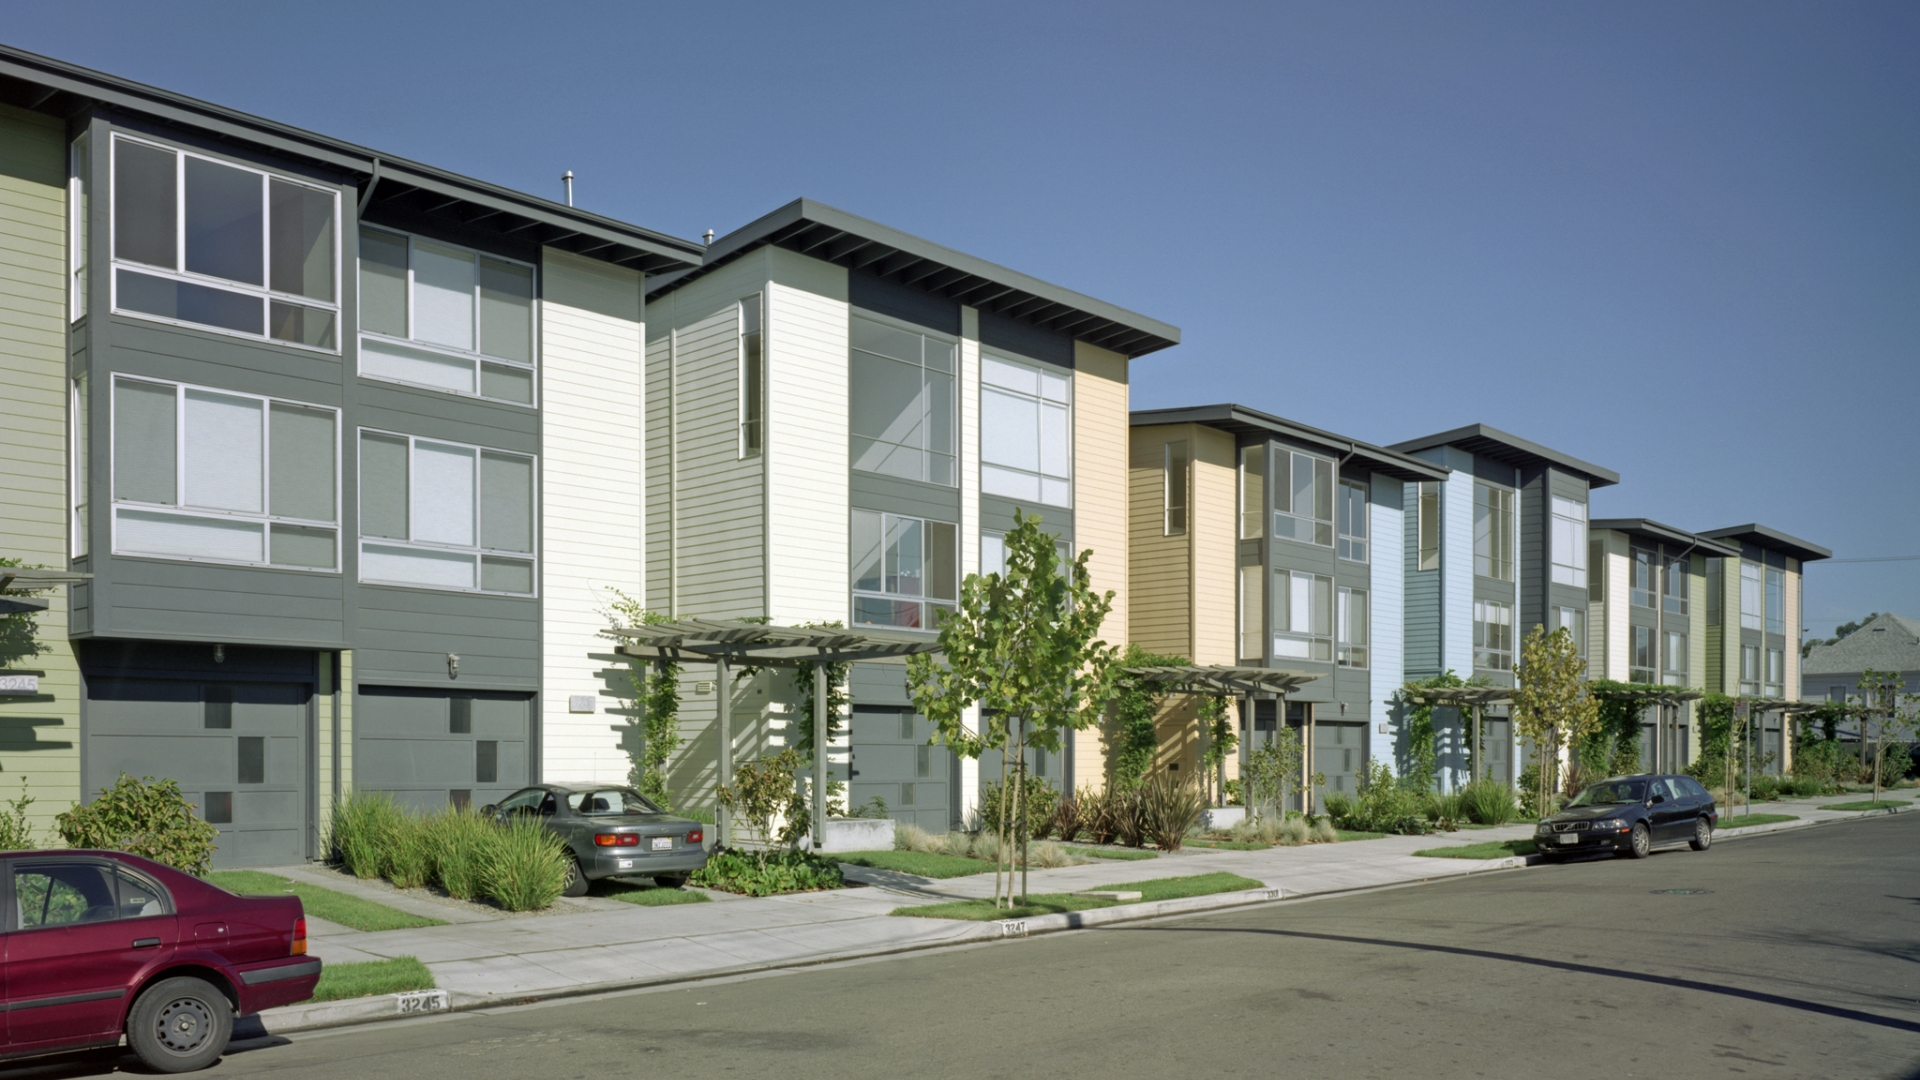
[1398,671,1475,789]
[1586,679,1659,779]
[1138,773,1205,851]
[480,816,571,912]
[891,871,1263,920]
[1047,792,1082,842]
[1878,742,1913,788]
[1109,645,1188,791]
[0,779,36,851]
[329,791,407,879]
[0,557,48,668]
[1413,839,1538,860]
[790,621,851,767]
[1198,695,1236,797]
[1458,778,1519,825]
[1226,815,1312,846]
[1790,739,1856,791]
[1075,784,1151,848]
[1331,760,1431,835]
[978,775,1058,842]
[1241,728,1320,818]
[847,795,891,820]
[329,794,569,910]
[1425,791,1465,824]
[1512,626,1600,815]
[717,747,812,855]
[205,871,444,931]
[420,809,495,900]
[691,848,844,896]
[57,773,219,876]
[605,591,683,811]
[309,956,435,1003]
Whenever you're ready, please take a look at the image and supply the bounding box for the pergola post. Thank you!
[813,659,827,850]
[715,653,731,847]
[1470,704,1482,785]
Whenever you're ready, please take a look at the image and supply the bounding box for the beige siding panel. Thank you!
[1689,553,1708,691]
[538,249,644,783]
[1783,561,1800,698]
[1191,426,1238,667]
[0,102,81,829]
[1604,539,1631,682]
[766,248,849,624]
[644,298,674,611]
[1128,423,1189,658]
[1720,557,1742,694]
[1072,341,1129,790]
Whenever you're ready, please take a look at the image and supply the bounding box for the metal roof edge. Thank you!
[1386,422,1620,487]
[1697,524,1833,563]
[1131,403,1451,481]
[1589,518,1742,556]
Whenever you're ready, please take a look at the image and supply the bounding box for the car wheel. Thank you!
[652,872,690,889]
[561,856,590,897]
[1689,818,1713,851]
[1624,822,1652,859]
[127,976,232,1073]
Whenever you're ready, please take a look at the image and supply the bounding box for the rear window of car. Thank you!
[1680,777,1709,798]
[567,788,662,816]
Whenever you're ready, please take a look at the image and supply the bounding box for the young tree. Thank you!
[1242,728,1319,820]
[1197,696,1237,807]
[1854,669,1914,805]
[1511,625,1600,817]
[715,748,811,865]
[906,510,1120,908]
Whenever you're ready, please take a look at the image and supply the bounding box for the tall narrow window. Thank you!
[1273,569,1333,662]
[1663,630,1688,686]
[1740,562,1763,630]
[1472,482,1513,580]
[1337,587,1369,668]
[1764,648,1783,698]
[1705,558,1723,625]
[1272,451,1333,547]
[1555,606,1587,660]
[71,374,89,558]
[1238,564,1264,661]
[1663,555,1689,615]
[852,510,956,630]
[1337,480,1368,563]
[357,226,537,405]
[1163,440,1188,536]
[1239,445,1264,539]
[1764,568,1784,635]
[740,295,764,458]
[1473,600,1513,671]
[1588,539,1605,601]
[357,430,536,595]
[69,132,89,320]
[1417,482,1440,571]
[1630,549,1656,609]
[1740,645,1761,696]
[1632,626,1657,684]
[980,352,1068,505]
[1550,496,1587,587]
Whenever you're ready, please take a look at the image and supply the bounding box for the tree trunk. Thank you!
[995,739,1011,908]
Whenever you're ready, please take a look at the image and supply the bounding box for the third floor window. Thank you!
[981,353,1070,507]
[850,315,954,484]
[358,227,537,406]
[1472,482,1513,581]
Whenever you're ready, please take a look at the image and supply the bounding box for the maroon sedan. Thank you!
[2,850,320,1072]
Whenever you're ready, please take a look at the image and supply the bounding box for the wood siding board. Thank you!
[1128,423,1190,658]
[767,247,849,625]
[1369,472,1405,759]
[1442,468,1474,676]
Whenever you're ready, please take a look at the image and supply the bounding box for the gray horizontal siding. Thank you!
[850,471,960,523]
[352,584,539,689]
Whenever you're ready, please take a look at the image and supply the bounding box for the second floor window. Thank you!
[358,431,536,595]
[1663,630,1688,686]
[1632,625,1657,684]
[850,315,954,484]
[1239,446,1264,539]
[1663,556,1689,615]
[1164,440,1188,536]
[1555,605,1587,660]
[1273,450,1333,547]
[981,353,1069,506]
[1765,648,1784,698]
[111,135,339,350]
[740,296,764,457]
[1238,564,1264,661]
[852,510,956,630]
[1336,586,1368,668]
[1472,482,1513,580]
[1630,549,1656,608]
[1765,567,1785,635]
[1473,599,1512,671]
[1274,569,1332,662]
[358,227,536,405]
[1337,480,1368,563]
[1417,481,1440,571]
[111,375,338,571]
[1740,644,1761,696]
[1740,562,1762,630]
[1551,496,1587,588]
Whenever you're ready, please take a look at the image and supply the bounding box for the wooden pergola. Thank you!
[0,568,91,616]
[1122,666,1322,805]
[1401,686,1514,784]
[1590,687,1705,775]
[611,619,942,847]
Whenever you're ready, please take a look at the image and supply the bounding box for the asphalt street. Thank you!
[25,812,1920,1080]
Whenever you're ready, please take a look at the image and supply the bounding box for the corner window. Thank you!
[850,315,953,483]
[1630,549,1656,609]
[1337,480,1368,563]
[980,353,1069,506]
[1337,586,1369,668]
[1550,496,1587,587]
[69,132,89,321]
[1273,569,1332,662]
[740,295,764,458]
[357,226,536,405]
[1764,648,1783,699]
[1555,605,1587,660]
[71,374,89,559]
[110,376,339,571]
[1473,599,1512,671]
[1740,562,1762,630]
[1238,445,1264,539]
[1416,482,1440,571]
[1164,441,1188,536]
[1740,644,1761,696]
[1764,568,1784,635]
[852,510,955,630]
[1273,451,1333,547]
[1663,555,1689,616]
[1472,482,1513,581]
[110,135,338,350]
[357,430,536,595]
[1238,564,1263,661]
[1663,630,1688,686]
[1632,626,1657,684]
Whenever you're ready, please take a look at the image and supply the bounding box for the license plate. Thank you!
[1558,834,1579,845]
[652,837,672,851]
[617,858,633,869]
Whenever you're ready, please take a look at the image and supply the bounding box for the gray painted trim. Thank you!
[1592,518,1742,556]
[978,495,1073,538]
[1132,404,1448,483]
[1388,423,1618,488]
[850,471,961,522]
[1698,523,1831,563]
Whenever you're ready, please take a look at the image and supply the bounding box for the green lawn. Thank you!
[309,956,435,1003]
[206,871,446,932]
[1185,838,1268,851]
[891,872,1263,921]
[1335,830,1387,842]
[1818,800,1910,812]
[1718,813,1798,828]
[1412,839,1538,860]
[837,850,996,878]
[598,881,709,907]
[1064,846,1157,861]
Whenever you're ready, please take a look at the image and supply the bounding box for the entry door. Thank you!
[851,706,953,832]
[354,688,532,814]
[1315,720,1364,810]
[84,678,309,868]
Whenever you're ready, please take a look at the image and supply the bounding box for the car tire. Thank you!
[126,976,233,1074]
[561,856,590,897]
[652,872,690,889]
[1688,818,1713,851]
[1624,822,1652,859]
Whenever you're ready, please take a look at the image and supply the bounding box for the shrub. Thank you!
[1458,779,1518,826]
[1079,787,1118,845]
[1047,793,1082,843]
[0,779,35,851]
[1877,743,1913,788]
[692,848,844,896]
[1748,775,1781,802]
[480,816,570,911]
[1227,815,1308,846]
[329,791,407,879]
[1139,773,1205,851]
[1330,761,1430,835]
[978,776,1059,843]
[716,748,811,854]
[424,809,494,900]
[1425,792,1465,823]
[1322,792,1355,824]
[384,817,434,890]
[1110,787,1147,848]
[1023,840,1077,869]
[1308,818,1339,843]
[894,821,932,852]
[57,773,219,876]
[968,829,1001,864]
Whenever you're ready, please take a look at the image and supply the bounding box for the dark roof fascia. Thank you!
[0,45,704,274]
[1387,423,1620,488]
[1697,524,1832,563]
[646,198,1181,358]
[1132,404,1450,483]
[1590,518,1741,557]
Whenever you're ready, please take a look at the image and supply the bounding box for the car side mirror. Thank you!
[480,805,497,816]
[1650,794,1666,805]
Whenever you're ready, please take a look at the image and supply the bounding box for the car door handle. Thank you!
[133,937,162,948]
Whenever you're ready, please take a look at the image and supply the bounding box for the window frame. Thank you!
[1550,495,1588,588]
[1473,598,1514,672]
[1238,445,1264,540]
[1764,647,1784,699]
[978,350,1071,507]
[70,373,89,559]
[108,373,341,573]
[1272,449,1334,548]
[1163,440,1188,536]
[1416,481,1440,571]
[69,132,89,322]
[1764,567,1785,636]
[1662,629,1688,686]
[355,427,539,597]
[1740,644,1761,696]
[1337,479,1368,564]
[1472,481,1514,581]
[1336,585,1369,668]
[1663,554,1689,616]
[355,224,540,408]
[1629,548,1656,609]
[1272,568,1333,662]
[739,293,764,459]
[1740,562,1763,630]
[1554,604,1587,660]
[1238,563,1264,661]
[107,132,341,354]
[851,509,957,632]
[1631,624,1657,684]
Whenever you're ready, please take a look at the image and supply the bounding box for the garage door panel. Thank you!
[355,687,532,810]
[84,679,201,734]
[234,789,300,824]
[472,697,526,737]
[86,733,234,791]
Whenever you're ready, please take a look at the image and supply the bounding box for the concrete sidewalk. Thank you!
[255,791,1913,1034]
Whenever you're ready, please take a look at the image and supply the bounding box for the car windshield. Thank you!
[566,788,663,816]
[1567,780,1648,807]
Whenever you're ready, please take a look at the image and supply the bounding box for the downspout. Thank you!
[356,157,382,218]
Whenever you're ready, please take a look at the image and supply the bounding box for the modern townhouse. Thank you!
[0,47,704,866]
[640,199,1178,830]
[1126,405,1449,807]
[1386,424,1620,790]
[1694,524,1830,769]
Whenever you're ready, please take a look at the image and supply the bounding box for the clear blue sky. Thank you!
[10,1,1916,638]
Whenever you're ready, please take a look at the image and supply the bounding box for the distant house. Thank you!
[1802,613,1920,706]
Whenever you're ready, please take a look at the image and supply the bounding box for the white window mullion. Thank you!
[174,384,187,508]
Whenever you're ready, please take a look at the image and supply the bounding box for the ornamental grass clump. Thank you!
[329,791,407,879]
[424,808,495,900]
[1139,773,1205,851]
[1458,779,1519,826]
[480,815,570,912]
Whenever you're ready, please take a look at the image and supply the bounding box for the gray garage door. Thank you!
[355,687,532,814]
[1314,720,1366,810]
[85,678,310,869]
[850,705,954,832]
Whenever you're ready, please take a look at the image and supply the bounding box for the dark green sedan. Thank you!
[484,783,708,896]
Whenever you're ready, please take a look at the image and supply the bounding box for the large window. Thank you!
[1632,625,1657,684]
[1273,569,1332,661]
[1417,482,1440,571]
[980,353,1068,505]
[1555,605,1587,660]
[1472,482,1513,581]
[1630,549,1656,609]
[851,315,953,484]
[69,132,88,321]
[1663,630,1688,686]
[1272,450,1333,547]
[1164,441,1188,536]
[1706,557,1723,625]
[1550,496,1587,587]
[111,376,338,570]
[1765,648,1783,699]
[852,510,955,630]
[358,430,536,595]
[1473,599,1513,671]
[358,226,536,405]
[1663,555,1689,615]
[1239,446,1264,539]
[1765,567,1785,635]
[1238,564,1263,661]
[71,374,89,559]
[740,295,764,458]
[1337,480,1368,563]
[1740,645,1761,696]
[1336,586,1368,668]
[111,135,338,350]
[1589,539,1605,601]
[1740,562,1762,630]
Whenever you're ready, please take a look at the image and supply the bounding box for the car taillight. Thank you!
[594,833,638,847]
[686,829,703,845]
[292,917,307,956]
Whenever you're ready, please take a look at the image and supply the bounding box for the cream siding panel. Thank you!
[1784,561,1800,698]
[960,308,980,579]
[1369,472,1405,762]
[0,102,80,830]
[766,248,849,624]
[1441,456,1475,676]
[1128,423,1190,658]
[1689,553,1708,690]
[1191,427,1238,666]
[1720,557,1742,695]
[1605,540,1631,682]
[538,248,644,783]
[1073,341,1130,789]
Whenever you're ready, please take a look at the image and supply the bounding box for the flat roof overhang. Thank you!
[1132,404,1450,484]
[1697,524,1832,564]
[1389,423,1619,489]
[1590,519,1741,557]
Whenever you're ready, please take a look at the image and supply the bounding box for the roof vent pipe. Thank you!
[562,171,574,207]
[703,229,715,246]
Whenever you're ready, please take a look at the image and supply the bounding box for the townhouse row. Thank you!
[0,49,1827,867]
